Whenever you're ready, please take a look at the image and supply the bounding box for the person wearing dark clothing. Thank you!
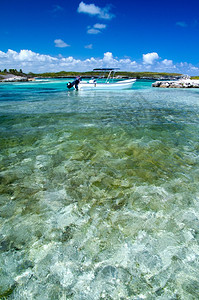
[67,76,81,90]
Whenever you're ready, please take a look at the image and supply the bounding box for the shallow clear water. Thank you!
[0,79,199,299]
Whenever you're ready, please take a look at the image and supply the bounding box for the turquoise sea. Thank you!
[0,79,199,299]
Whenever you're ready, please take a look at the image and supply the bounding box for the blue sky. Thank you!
[1,0,199,74]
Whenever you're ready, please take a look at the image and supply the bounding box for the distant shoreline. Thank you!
[1,71,199,83]
[0,71,184,83]
[29,71,183,81]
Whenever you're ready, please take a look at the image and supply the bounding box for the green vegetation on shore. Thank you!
[2,69,199,80]
[28,71,182,79]
[0,69,25,76]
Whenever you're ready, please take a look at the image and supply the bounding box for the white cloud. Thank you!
[176,21,187,27]
[103,52,114,62]
[0,49,58,72]
[0,49,198,75]
[87,28,100,34]
[162,59,173,66]
[77,1,114,20]
[87,23,106,34]
[85,44,93,49]
[54,39,70,48]
[78,2,100,15]
[94,23,107,29]
[143,52,160,64]
[190,66,199,71]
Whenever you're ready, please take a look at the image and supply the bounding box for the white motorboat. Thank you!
[79,78,136,90]
[67,69,136,91]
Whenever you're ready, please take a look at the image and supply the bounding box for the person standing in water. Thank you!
[67,76,81,90]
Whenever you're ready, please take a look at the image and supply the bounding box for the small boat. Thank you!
[79,78,136,90]
[67,69,136,91]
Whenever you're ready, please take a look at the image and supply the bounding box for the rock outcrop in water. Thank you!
[152,79,199,88]
[0,74,35,82]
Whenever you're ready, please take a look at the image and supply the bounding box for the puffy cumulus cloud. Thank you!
[54,39,70,48]
[162,59,173,66]
[103,52,114,62]
[190,66,199,71]
[78,2,100,15]
[0,49,199,75]
[77,2,114,20]
[1,49,57,63]
[0,49,138,73]
[143,52,160,64]
[94,52,139,70]
[151,60,199,75]
[175,62,199,74]
[0,49,58,73]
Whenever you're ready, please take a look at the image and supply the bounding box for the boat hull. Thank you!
[78,79,136,90]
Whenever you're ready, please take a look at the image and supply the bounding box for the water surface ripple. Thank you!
[0,80,199,299]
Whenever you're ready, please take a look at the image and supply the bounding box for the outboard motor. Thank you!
[67,76,81,90]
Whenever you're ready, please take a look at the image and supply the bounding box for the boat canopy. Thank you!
[92,68,120,82]
[93,68,120,72]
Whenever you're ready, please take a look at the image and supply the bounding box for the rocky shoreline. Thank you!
[152,79,199,88]
[0,74,35,82]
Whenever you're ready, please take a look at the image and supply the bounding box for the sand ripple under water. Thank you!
[0,80,199,299]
